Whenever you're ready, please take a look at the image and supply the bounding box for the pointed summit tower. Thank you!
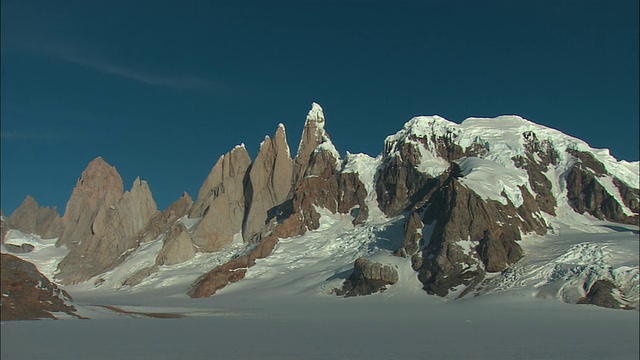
[293,102,338,183]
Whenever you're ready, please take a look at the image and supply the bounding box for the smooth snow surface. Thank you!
[2,210,639,359]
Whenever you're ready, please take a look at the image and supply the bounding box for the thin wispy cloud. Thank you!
[1,132,58,140]
[44,45,221,91]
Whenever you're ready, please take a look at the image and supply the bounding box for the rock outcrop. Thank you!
[243,125,293,242]
[188,234,279,298]
[414,167,547,296]
[190,146,251,250]
[56,158,159,285]
[577,280,624,309]
[565,149,639,225]
[137,192,193,244]
[1,253,83,320]
[395,211,423,257]
[155,223,196,266]
[8,196,64,239]
[511,131,559,215]
[336,258,399,297]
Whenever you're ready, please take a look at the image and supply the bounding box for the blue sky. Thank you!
[1,0,638,215]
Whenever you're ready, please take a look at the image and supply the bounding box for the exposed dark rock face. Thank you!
[376,142,438,217]
[511,131,559,215]
[1,254,83,320]
[8,196,64,239]
[565,163,638,225]
[395,211,423,257]
[337,172,369,226]
[416,168,547,297]
[613,178,640,214]
[336,258,399,297]
[566,149,607,176]
[577,280,623,309]
[188,234,279,298]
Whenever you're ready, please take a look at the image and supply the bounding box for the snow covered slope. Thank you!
[1,110,637,314]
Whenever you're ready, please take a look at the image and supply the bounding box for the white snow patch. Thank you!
[1,230,68,280]
[456,157,528,206]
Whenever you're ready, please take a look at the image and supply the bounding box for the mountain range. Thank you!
[1,103,639,320]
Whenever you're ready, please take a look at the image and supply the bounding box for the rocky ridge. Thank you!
[3,104,638,309]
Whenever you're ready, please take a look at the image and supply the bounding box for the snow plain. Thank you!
[2,210,639,359]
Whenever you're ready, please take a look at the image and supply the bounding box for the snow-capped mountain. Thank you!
[2,103,638,320]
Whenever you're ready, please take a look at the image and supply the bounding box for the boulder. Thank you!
[336,258,399,297]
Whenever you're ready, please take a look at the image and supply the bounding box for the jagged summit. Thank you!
[3,104,638,309]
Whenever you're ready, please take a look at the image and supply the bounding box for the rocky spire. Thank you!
[7,195,64,239]
[57,157,124,248]
[55,158,159,285]
[242,124,293,242]
[293,102,336,183]
[189,145,252,251]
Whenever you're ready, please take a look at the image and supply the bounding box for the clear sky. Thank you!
[1,0,638,215]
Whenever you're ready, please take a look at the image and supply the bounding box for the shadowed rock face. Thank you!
[565,150,639,225]
[577,280,624,309]
[336,258,399,297]
[511,131,559,215]
[417,172,547,296]
[395,211,423,257]
[1,254,82,320]
[8,196,64,239]
[376,142,438,217]
[56,158,159,285]
[190,146,251,251]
